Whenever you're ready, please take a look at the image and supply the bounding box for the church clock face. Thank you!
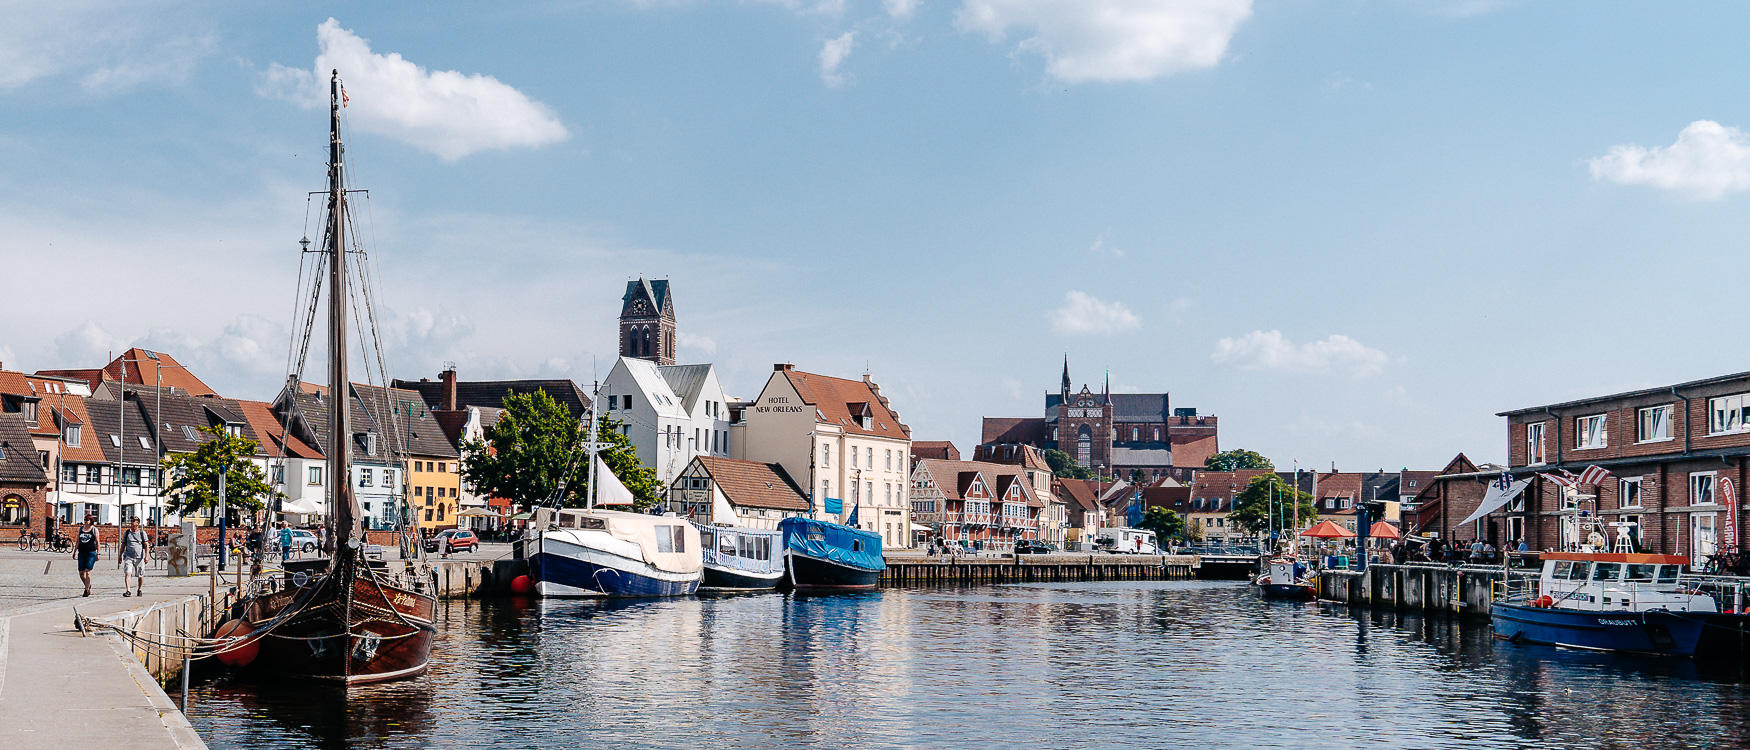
[629,300,649,315]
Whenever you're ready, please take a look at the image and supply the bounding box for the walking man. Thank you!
[278,522,293,562]
[120,517,150,597]
[76,512,100,597]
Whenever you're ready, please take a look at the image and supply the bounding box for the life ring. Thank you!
[1533,595,1554,608]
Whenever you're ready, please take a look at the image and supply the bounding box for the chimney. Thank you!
[440,366,458,411]
[774,363,794,372]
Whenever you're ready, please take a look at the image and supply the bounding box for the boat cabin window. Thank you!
[807,532,826,542]
[699,530,715,549]
[738,535,770,560]
[1591,562,1622,581]
[582,517,606,530]
[558,512,579,528]
[719,533,737,556]
[1657,565,1681,584]
[655,526,687,554]
[1564,562,1592,581]
[1550,561,1574,579]
[1623,564,1658,582]
[852,539,865,553]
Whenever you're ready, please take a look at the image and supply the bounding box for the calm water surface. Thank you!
[188,581,1750,749]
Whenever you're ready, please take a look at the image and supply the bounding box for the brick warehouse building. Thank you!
[1493,371,1750,562]
[980,359,1218,483]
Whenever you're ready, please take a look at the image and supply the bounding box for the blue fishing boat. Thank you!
[693,522,784,592]
[779,517,884,592]
[530,508,702,597]
[1491,552,1714,656]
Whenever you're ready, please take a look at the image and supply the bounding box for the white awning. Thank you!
[1458,478,1531,527]
[281,497,322,515]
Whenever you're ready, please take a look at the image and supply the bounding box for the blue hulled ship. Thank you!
[779,517,884,592]
[1491,552,1714,656]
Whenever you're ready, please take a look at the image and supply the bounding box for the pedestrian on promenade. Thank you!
[120,517,150,598]
[1468,539,1484,564]
[1517,538,1529,553]
[76,513,100,597]
[278,522,293,562]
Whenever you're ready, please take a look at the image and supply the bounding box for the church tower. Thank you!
[619,278,675,365]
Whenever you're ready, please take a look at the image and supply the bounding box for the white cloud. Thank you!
[1089,235,1124,257]
[1049,291,1141,335]
[0,2,214,92]
[819,32,856,87]
[260,19,569,161]
[1166,297,1193,324]
[1210,330,1387,377]
[1589,120,1750,200]
[678,332,718,357]
[885,0,921,18]
[955,0,1253,83]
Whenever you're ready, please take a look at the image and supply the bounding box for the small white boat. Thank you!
[693,522,784,592]
[530,508,702,597]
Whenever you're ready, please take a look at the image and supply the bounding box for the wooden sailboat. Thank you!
[240,70,437,684]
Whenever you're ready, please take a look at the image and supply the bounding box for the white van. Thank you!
[1094,528,1158,555]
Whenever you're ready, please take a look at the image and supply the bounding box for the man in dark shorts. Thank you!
[76,513,100,596]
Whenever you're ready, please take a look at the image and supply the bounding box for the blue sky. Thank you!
[5,1,1750,472]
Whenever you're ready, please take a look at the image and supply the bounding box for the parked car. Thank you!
[287,529,318,554]
[425,529,479,554]
[1015,540,1051,555]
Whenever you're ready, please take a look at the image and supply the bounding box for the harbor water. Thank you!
[188,581,1750,749]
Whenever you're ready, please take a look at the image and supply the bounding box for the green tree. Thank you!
[1227,474,1317,537]
[459,390,663,512]
[1204,449,1274,472]
[1136,506,1186,542]
[1043,448,1094,480]
[160,426,282,519]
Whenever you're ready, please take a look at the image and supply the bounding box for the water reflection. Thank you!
[190,582,1750,750]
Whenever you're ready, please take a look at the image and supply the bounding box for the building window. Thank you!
[309,466,324,485]
[415,485,424,497]
[885,449,892,469]
[1637,405,1673,443]
[1709,393,1750,434]
[1077,425,1092,467]
[822,444,830,468]
[1527,422,1546,465]
[1619,476,1643,509]
[20,401,37,423]
[63,424,81,447]
[63,464,78,483]
[1693,513,1719,563]
[1575,415,1607,450]
[822,480,830,499]
[1153,427,1160,441]
[1691,472,1716,506]
[360,468,374,488]
[225,424,244,438]
[851,447,857,468]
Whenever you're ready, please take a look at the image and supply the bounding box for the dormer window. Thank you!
[225,424,244,438]
[62,424,81,447]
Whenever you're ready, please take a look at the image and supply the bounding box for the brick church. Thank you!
[980,359,1218,483]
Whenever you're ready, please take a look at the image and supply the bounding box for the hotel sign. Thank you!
[754,395,804,414]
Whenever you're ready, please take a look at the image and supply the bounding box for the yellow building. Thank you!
[410,455,463,532]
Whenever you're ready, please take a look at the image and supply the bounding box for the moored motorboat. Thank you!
[693,522,783,592]
[530,508,702,597]
[779,517,884,592]
[1491,552,1714,657]
[1254,556,1315,600]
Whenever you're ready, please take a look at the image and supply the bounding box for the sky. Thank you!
[5,1,1750,472]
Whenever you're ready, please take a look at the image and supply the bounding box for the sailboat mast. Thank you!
[326,69,358,547]
[586,382,598,510]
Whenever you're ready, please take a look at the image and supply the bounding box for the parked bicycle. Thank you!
[15,532,40,551]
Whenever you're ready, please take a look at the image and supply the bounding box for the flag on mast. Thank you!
[1577,465,1613,486]
[593,456,637,506]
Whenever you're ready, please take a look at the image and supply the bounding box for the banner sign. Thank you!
[1723,477,1739,553]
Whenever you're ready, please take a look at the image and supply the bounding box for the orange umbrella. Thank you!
[1300,520,1355,538]
[1367,521,1401,539]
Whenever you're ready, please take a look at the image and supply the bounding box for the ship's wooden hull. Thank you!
[247,570,437,684]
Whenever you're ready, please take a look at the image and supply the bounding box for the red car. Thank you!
[425,529,479,554]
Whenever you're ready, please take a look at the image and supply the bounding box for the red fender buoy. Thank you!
[213,619,259,667]
[510,575,533,595]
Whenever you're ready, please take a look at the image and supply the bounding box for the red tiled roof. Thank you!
[1054,478,1100,511]
[107,349,217,397]
[781,367,909,439]
[1170,433,1219,469]
[910,440,960,461]
[695,456,809,511]
[917,459,1045,508]
[234,399,322,459]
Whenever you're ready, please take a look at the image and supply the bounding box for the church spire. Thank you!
[1102,369,1110,404]
[1060,355,1071,399]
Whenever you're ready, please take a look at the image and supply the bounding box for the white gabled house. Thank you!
[600,357,733,486]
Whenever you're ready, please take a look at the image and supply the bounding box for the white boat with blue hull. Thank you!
[1492,552,1714,657]
[530,508,702,598]
[693,522,784,592]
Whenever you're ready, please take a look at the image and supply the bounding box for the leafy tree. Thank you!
[1128,469,1147,484]
[1043,448,1094,480]
[160,426,282,519]
[1204,449,1274,472]
[460,389,663,512]
[1227,474,1317,536]
[1136,506,1186,542]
